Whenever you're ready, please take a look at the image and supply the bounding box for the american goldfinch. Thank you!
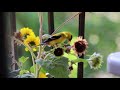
[43,32,72,46]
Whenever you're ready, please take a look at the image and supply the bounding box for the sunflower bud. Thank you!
[54,48,64,56]
[88,52,103,70]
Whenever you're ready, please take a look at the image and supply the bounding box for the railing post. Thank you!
[48,12,54,34]
[77,12,85,78]
[10,12,17,70]
[0,12,17,78]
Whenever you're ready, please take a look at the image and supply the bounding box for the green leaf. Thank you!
[19,70,29,75]
[39,56,69,78]
[18,56,29,64]
[63,51,77,61]
[30,65,36,73]
[44,46,53,51]
[40,68,46,74]
[49,57,69,78]
[36,55,70,78]
[48,66,69,78]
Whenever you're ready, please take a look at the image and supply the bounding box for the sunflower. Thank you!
[20,27,35,39]
[24,35,40,51]
[54,48,64,56]
[72,36,88,58]
[88,52,103,70]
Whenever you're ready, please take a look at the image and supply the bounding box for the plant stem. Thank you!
[51,12,82,35]
[31,52,36,76]
[35,12,43,78]
[37,66,41,78]
[27,45,37,59]
[37,12,43,59]
[24,46,37,78]
[72,58,88,63]
[44,53,51,60]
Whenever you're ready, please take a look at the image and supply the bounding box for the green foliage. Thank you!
[30,65,36,73]
[18,56,29,70]
[44,46,53,51]
[18,56,29,64]
[36,56,69,78]
[48,57,69,78]
[19,70,29,75]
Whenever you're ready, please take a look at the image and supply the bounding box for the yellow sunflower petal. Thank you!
[24,35,40,52]
[35,37,40,46]
[39,72,47,78]
[20,27,35,38]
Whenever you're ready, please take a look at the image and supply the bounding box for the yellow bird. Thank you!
[43,32,72,46]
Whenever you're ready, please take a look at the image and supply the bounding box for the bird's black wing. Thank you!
[43,35,62,43]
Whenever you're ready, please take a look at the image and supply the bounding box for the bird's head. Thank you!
[62,32,72,42]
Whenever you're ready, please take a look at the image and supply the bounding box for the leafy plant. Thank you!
[10,12,103,78]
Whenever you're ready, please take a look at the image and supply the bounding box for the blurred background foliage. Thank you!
[16,12,120,78]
